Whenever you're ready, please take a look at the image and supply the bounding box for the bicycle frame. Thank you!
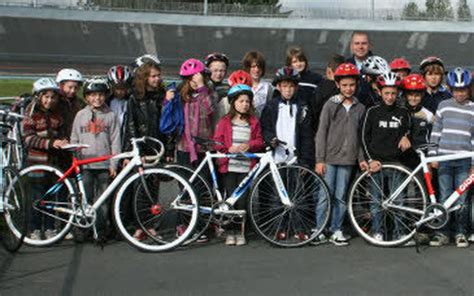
[39,139,154,225]
[172,149,297,215]
[383,150,474,221]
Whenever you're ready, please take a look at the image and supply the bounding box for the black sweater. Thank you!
[362,102,411,162]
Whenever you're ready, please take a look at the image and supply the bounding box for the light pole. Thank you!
[371,0,375,20]
[204,0,208,15]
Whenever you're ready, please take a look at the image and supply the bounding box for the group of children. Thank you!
[20,32,474,248]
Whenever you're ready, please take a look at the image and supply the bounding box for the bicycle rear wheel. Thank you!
[348,164,428,247]
[12,165,76,247]
[1,167,28,252]
[249,164,331,247]
[113,168,198,252]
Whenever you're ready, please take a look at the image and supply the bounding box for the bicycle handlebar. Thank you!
[0,109,25,120]
[131,136,165,167]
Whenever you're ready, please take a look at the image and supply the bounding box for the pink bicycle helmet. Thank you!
[179,58,206,77]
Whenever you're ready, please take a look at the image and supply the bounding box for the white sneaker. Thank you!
[64,232,74,240]
[44,229,57,240]
[235,235,247,246]
[30,230,42,240]
[373,233,383,241]
[455,234,469,248]
[468,234,474,242]
[330,230,349,246]
[225,234,236,246]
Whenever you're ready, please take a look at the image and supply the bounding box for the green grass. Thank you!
[0,79,34,98]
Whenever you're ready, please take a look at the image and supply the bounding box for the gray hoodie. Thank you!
[315,94,366,165]
[70,105,121,169]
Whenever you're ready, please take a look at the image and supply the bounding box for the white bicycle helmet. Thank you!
[33,78,60,94]
[362,56,390,76]
[376,71,401,88]
[83,76,110,96]
[133,54,161,69]
[56,68,84,84]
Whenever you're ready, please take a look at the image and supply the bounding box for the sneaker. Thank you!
[133,229,146,241]
[373,233,383,241]
[294,232,309,241]
[64,232,74,240]
[30,229,42,240]
[276,231,287,240]
[310,234,328,246]
[235,235,247,246]
[196,234,209,243]
[175,225,187,237]
[429,234,449,247]
[44,229,57,240]
[399,235,415,247]
[225,234,236,246]
[329,230,349,246]
[413,232,430,245]
[468,234,474,243]
[455,234,469,248]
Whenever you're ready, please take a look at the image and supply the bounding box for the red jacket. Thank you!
[213,115,264,173]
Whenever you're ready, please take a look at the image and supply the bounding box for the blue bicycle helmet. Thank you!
[446,67,472,88]
[227,84,254,104]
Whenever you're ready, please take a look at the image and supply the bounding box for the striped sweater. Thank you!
[22,106,64,165]
[428,99,474,166]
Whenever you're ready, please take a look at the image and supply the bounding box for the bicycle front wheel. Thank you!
[13,165,76,247]
[1,167,28,252]
[348,164,428,247]
[249,164,331,247]
[113,168,198,252]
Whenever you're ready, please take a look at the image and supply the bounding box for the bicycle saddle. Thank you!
[61,144,90,152]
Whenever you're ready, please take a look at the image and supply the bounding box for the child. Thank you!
[107,65,132,149]
[429,67,473,248]
[241,51,274,116]
[400,74,434,169]
[359,56,390,108]
[285,46,323,105]
[261,66,314,166]
[54,68,85,140]
[70,77,120,242]
[215,70,253,121]
[175,58,215,243]
[311,53,345,132]
[390,58,411,80]
[314,63,368,246]
[23,78,68,240]
[123,58,173,240]
[419,56,451,114]
[213,84,264,246]
[362,72,412,243]
[205,52,230,101]
[260,66,314,241]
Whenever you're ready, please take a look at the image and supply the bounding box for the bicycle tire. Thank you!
[12,165,76,247]
[348,164,428,247]
[113,168,199,252]
[1,167,28,252]
[164,163,215,244]
[249,164,331,247]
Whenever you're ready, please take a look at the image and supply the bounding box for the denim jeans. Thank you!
[437,158,471,236]
[82,169,110,237]
[369,169,405,236]
[316,165,353,233]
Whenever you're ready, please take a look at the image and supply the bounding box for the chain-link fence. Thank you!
[2,0,472,21]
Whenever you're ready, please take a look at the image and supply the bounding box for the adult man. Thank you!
[346,31,373,70]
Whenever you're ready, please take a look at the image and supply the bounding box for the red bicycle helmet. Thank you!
[334,63,360,81]
[107,65,132,87]
[402,74,426,91]
[228,70,252,87]
[390,58,411,72]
